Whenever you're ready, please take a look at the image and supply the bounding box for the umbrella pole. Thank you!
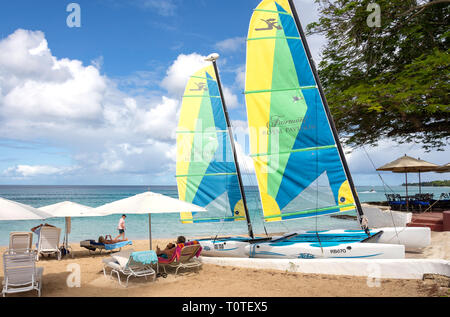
[419,171,422,195]
[405,173,409,211]
[65,217,69,249]
[148,213,152,250]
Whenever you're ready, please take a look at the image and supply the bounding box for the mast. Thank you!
[207,53,255,239]
[287,0,368,233]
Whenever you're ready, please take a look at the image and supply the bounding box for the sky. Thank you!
[0,0,448,186]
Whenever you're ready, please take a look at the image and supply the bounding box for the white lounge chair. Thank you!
[9,232,33,252]
[36,227,61,261]
[102,249,157,287]
[2,251,43,297]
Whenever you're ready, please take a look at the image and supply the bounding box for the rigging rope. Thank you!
[361,145,400,242]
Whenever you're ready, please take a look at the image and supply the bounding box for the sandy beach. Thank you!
[0,232,448,298]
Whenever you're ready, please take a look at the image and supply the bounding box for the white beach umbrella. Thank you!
[39,201,103,248]
[94,191,207,249]
[0,197,52,221]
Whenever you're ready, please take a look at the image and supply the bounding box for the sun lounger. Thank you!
[158,241,202,276]
[2,250,43,297]
[36,226,61,261]
[9,232,33,252]
[80,239,133,255]
[102,249,157,287]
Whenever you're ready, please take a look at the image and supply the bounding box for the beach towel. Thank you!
[131,251,158,265]
[104,240,133,250]
[157,240,202,264]
[80,239,133,251]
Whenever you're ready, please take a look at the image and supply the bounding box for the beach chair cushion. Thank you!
[112,249,135,268]
[102,258,122,271]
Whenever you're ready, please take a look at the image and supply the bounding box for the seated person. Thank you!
[156,236,186,259]
[31,223,56,248]
[31,223,55,235]
[98,234,128,244]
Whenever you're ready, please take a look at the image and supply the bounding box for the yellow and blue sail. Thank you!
[245,0,357,222]
[177,65,246,223]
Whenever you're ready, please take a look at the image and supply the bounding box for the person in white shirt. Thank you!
[115,214,126,240]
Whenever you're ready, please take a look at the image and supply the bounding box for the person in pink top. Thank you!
[115,214,126,240]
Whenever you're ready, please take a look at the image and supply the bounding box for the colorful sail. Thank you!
[245,0,357,222]
[177,65,246,223]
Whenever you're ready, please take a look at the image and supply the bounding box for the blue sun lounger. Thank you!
[80,239,133,254]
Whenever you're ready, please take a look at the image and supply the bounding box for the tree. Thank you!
[307,0,450,151]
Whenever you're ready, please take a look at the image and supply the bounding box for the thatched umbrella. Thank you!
[376,154,440,210]
[435,163,450,173]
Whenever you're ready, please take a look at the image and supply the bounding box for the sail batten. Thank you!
[244,86,316,94]
[245,0,359,223]
[264,203,355,220]
[250,145,337,157]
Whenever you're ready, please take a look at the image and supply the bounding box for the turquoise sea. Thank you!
[1,185,449,246]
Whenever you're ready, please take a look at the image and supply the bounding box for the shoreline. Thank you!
[0,232,448,297]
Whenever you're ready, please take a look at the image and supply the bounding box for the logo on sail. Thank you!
[267,115,302,129]
[255,18,282,31]
[190,82,208,91]
[292,96,303,103]
[264,115,304,136]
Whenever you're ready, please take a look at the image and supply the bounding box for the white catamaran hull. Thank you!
[198,237,406,259]
[197,226,429,259]
[245,242,405,259]
[276,227,431,250]
[199,239,251,258]
[376,227,431,250]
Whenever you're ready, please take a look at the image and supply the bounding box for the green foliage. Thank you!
[402,180,450,186]
[308,0,450,151]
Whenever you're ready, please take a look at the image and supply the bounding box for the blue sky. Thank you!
[0,0,448,186]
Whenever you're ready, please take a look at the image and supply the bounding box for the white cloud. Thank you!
[234,141,255,174]
[234,65,246,91]
[134,0,177,16]
[0,29,183,182]
[3,165,77,178]
[222,86,240,109]
[161,53,210,98]
[293,0,326,63]
[0,30,106,122]
[215,37,246,53]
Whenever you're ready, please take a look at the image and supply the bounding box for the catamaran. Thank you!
[175,0,429,259]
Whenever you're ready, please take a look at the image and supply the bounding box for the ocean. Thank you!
[1,185,449,246]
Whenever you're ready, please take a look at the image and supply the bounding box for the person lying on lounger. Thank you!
[156,236,186,259]
[98,235,128,244]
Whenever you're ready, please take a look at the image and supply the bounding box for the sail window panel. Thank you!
[252,147,355,222]
[191,174,246,223]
